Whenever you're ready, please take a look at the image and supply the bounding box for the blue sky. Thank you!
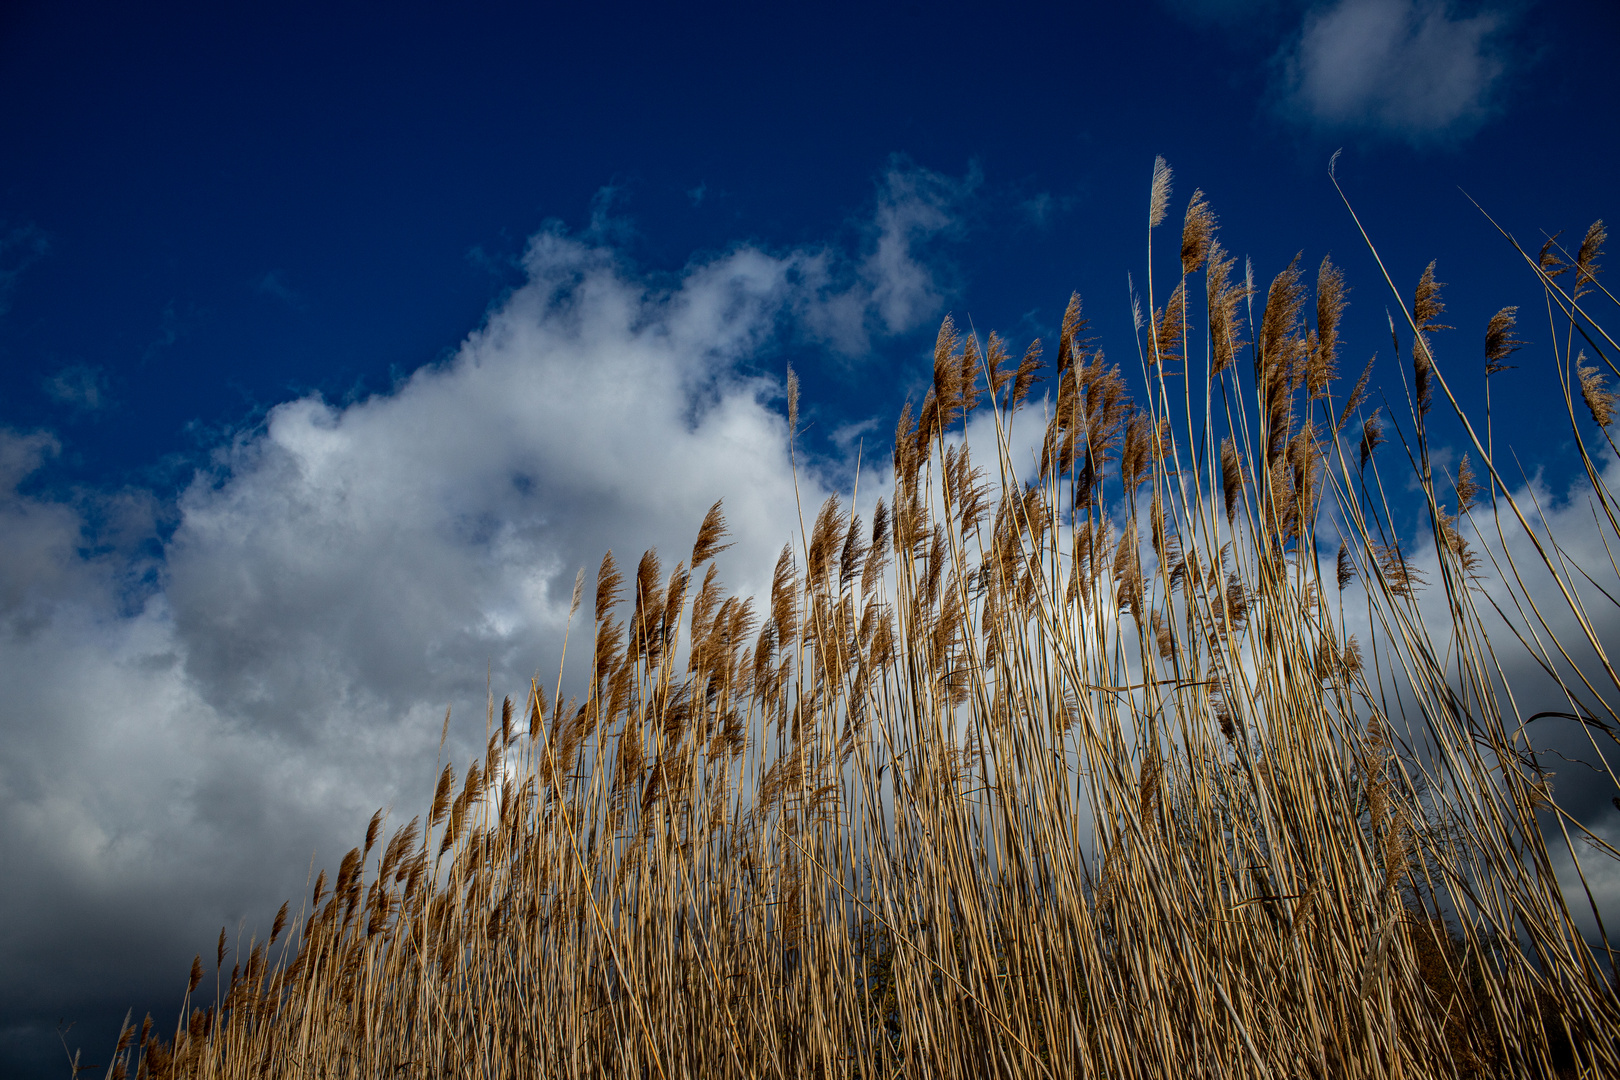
[2,0,1617,1074]
[4,0,1613,492]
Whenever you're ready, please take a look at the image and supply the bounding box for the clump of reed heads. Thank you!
[118,166,1620,1080]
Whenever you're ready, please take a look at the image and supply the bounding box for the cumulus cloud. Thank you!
[1276,0,1509,140]
[0,162,968,1073]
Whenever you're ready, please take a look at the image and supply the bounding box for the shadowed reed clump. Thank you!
[114,169,1620,1080]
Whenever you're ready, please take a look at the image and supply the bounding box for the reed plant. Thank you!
[107,162,1620,1079]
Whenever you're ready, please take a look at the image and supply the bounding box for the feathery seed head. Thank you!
[1206,241,1248,377]
[1359,412,1385,471]
[627,549,665,665]
[1257,255,1307,401]
[1412,261,1449,334]
[771,544,799,646]
[1010,338,1044,408]
[569,566,584,618]
[986,330,1012,397]
[1342,636,1363,676]
[1538,233,1567,279]
[1181,189,1214,274]
[1310,255,1347,399]
[932,315,961,417]
[429,764,454,828]
[1121,411,1151,492]
[1149,156,1172,229]
[660,562,688,643]
[1336,355,1376,434]
[594,551,623,624]
[808,496,846,590]
[1152,610,1174,660]
[1456,454,1479,513]
[1150,282,1187,369]
[1576,219,1606,297]
[839,514,866,591]
[334,847,363,904]
[1484,306,1524,375]
[892,400,916,483]
[1411,261,1450,418]
[1578,353,1615,427]
[364,808,383,855]
[1375,542,1424,598]
[691,499,732,566]
[957,332,982,420]
[1059,292,1089,373]
[1221,438,1243,525]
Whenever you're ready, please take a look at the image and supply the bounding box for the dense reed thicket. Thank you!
[105,163,1620,1078]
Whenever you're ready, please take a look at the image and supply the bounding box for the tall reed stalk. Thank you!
[111,165,1619,1080]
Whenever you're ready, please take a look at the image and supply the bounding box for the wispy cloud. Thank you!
[41,365,111,413]
[797,159,976,354]
[141,301,192,361]
[0,222,49,317]
[1161,0,1513,143]
[1276,0,1509,141]
[254,270,306,309]
[1020,191,1079,229]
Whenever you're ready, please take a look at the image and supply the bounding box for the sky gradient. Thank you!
[2,0,1618,1074]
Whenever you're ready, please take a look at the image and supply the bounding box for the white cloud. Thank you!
[0,163,968,1061]
[1277,0,1508,140]
[796,160,976,355]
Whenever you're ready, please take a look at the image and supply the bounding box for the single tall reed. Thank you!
[111,165,1620,1079]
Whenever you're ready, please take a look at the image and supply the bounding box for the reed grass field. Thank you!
[99,162,1620,1079]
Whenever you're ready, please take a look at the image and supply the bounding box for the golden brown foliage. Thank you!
[118,170,1620,1080]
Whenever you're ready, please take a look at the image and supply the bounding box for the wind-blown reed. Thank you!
[109,165,1620,1079]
